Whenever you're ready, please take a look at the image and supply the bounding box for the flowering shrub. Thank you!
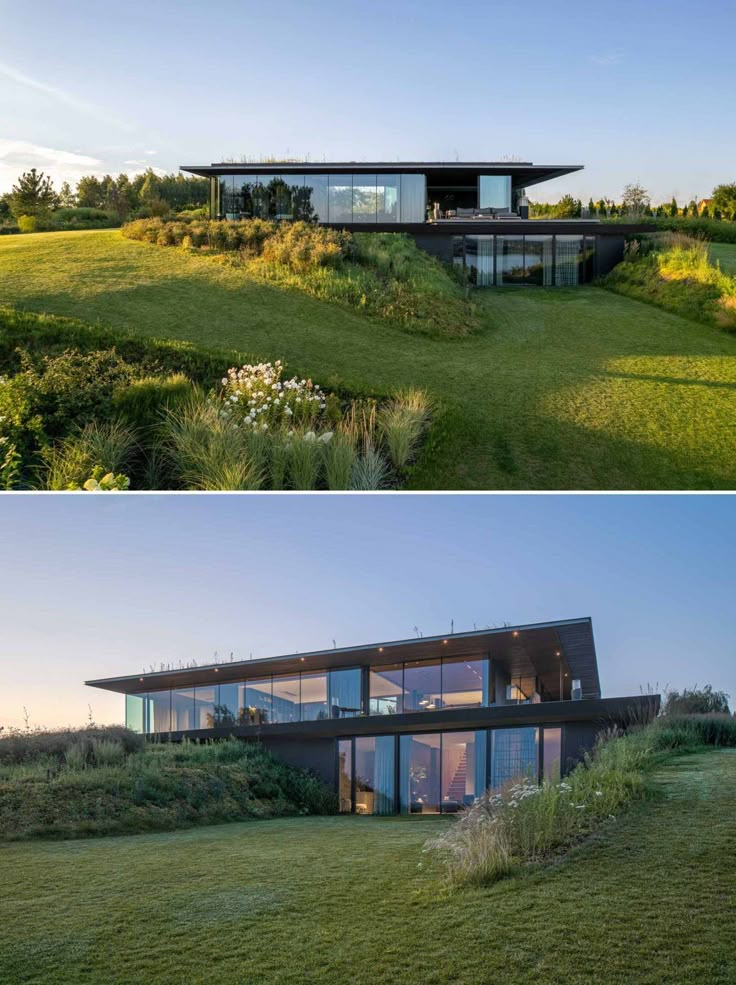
[218,360,327,432]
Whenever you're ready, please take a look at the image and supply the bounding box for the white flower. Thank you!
[319,431,333,443]
[595,790,603,797]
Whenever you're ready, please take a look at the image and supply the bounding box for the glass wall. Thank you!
[369,664,403,715]
[543,727,562,783]
[441,656,489,709]
[300,672,329,721]
[126,693,145,733]
[244,678,272,724]
[458,235,598,287]
[339,725,560,814]
[338,739,353,813]
[329,668,362,718]
[403,659,442,712]
[171,688,195,732]
[271,674,301,723]
[479,175,511,211]
[194,685,217,729]
[354,735,395,814]
[490,727,539,789]
[214,172,426,224]
[217,681,243,725]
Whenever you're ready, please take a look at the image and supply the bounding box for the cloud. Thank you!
[145,150,157,156]
[0,139,101,193]
[0,61,134,131]
[588,51,624,67]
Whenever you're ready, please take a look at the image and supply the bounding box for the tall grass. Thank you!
[378,389,431,470]
[43,420,138,489]
[324,431,357,490]
[424,713,735,890]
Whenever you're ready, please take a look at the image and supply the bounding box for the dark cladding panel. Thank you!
[259,736,338,788]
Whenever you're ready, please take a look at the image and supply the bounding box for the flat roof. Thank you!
[86,617,601,700]
[180,162,583,188]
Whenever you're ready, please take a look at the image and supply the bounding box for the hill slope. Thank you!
[2,230,736,489]
[0,749,733,984]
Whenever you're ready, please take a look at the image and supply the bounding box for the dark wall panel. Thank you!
[563,721,603,772]
[259,735,337,788]
[596,235,625,275]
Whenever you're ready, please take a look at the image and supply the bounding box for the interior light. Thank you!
[378,647,384,652]
[300,657,305,661]
[139,677,144,682]
[556,651,561,657]
[513,631,519,637]
[443,639,448,645]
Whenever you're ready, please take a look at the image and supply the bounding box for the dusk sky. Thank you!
[0,494,733,730]
[1,0,735,202]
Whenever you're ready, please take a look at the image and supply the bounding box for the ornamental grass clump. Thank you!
[378,389,431,470]
[43,420,137,490]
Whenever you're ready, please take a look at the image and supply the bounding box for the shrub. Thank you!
[111,373,193,432]
[17,215,37,233]
[662,684,731,716]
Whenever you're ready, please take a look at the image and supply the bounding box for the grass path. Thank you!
[709,242,736,275]
[2,230,736,489]
[0,749,734,985]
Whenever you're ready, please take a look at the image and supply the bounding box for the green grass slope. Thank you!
[2,230,736,489]
[0,749,733,985]
[710,242,736,275]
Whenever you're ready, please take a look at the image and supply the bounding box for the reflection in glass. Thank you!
[304,175,328,221]
[479,175,512,211]
[555,236,584,286]
[126,693,145,734]
[300,672,329,721]
[543,727,562,783]
[216,682,243,726]
[464,235,494,286]
[442,657,488,708]
[338,739,353,813]
[403,659,441,712]
[147,690,171,733]
[171,688,195,731]
[245,677,273,724]
[271,674,300,723]
[441,731,486,811]
[352,175,377,222]
[329,668,362,718]
[491,727,539,789]
[369,664,403,715]
[355,735,395,814]
[524,235,554,286]
[376,174,399,222]
[400,733,440,813]
[328,176,353,222]
[194,685,217,729]
[497,237,525,285]
[220,175,237,219]
[400,174,426,222]
[252,175,276,218]
[582,237,597,281]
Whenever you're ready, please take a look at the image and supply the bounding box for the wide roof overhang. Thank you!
[180,162,583,189]
[86,617,601,700]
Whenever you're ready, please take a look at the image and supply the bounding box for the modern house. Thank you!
[86,618,658,815]
[180,160,645,285]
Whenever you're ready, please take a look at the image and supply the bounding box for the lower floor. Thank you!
[337,725,563,815]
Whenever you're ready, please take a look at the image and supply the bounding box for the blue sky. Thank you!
[1,0,735,201]
[0,494,733,729]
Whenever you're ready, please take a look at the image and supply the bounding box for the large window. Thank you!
[556,236,585,286]
[300,672,328,721]
[453,234,598,287]
[465,235,495,286]
[194,685,217,729]
[217,682,243,726]
[523,235,554,286]
[272,674,302,723]
[441,731,486,810]
[400,733,440,813]
[329,668,362,718]
[243,678,272,724]
[376,174,400,222]
[399,731,487,814]
[442,656,489,708]
[479,175,511,211]
[352,175,377,222]
[369,664,403,715]
[497,236,526,285]
[171,688,194,732]
[490,727,539,789]
[338,739,353,813]
[403,659,442,712]
[354,735,395,815]
[543,727,562,783]
[126,694,145,734]
[400,174,426,222]
[304,175,328,221]
[328,176,353,222]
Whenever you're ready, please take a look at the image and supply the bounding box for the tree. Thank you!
[701,205,710,218]
[714,208,722,221]
[587,198,597,216]
[8,168,57,219]
[58,181,76,208]
[682,204,689,217]
[662,685,731,716]
[669,197,678,217]
[553,194,581,218]
[711,183,736,217]
[76,176,104,208]
[0,194,11,221]
[621,182,650,216]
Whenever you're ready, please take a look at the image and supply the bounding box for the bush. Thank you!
[662,684,731,716]
[17,215,37,233]
[0,731,337,839]
[111,373,193,432]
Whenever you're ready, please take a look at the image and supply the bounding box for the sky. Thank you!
[0,0,735,203]
[0,494,734,730]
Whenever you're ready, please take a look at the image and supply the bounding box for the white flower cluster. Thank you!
[219,360,327,432]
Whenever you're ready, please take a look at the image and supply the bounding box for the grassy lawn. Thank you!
[2,229,736,489]
[0,748,733,985]
[709,242,736,275]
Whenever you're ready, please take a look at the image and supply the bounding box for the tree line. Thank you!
[0,168,210,225]
[531,182,736,221]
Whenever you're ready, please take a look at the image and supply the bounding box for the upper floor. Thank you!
[179,161,584,225]
[86,618,602,736]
